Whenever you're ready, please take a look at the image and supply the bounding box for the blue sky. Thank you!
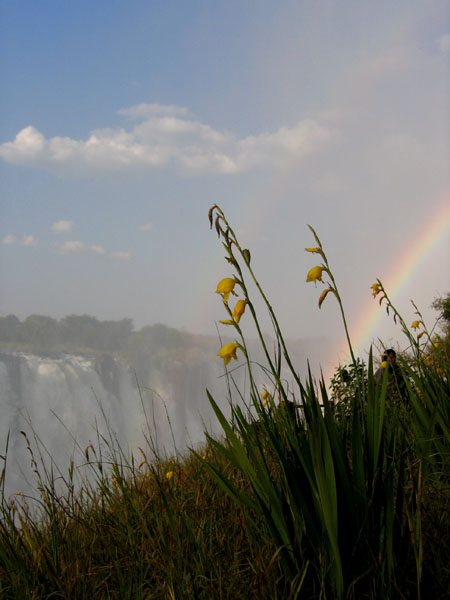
[1,1,449,371]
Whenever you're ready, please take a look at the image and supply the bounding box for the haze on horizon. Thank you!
[1,1,449,374]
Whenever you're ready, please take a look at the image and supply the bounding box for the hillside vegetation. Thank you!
[0,206,448,599]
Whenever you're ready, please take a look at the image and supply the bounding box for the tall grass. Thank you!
[205,205,449,599]
[0,205,448,599]
[1,431,285,599]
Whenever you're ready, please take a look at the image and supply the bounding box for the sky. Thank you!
[1,0,449,375]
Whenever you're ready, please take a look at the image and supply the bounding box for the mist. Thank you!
[0,314,325,498]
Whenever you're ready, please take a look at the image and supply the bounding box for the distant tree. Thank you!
[132,323,183,353]
[97,318,134,351]
[431,292,450,334]
[0,314,21,342]
[124,323,184,378]
[58,314,134,352]
[429,293,450,364]
[0,312,191,360]
[17,315,60,349]
[59,314,104,349]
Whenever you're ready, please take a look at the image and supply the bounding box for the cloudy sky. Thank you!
[1,1,449,372]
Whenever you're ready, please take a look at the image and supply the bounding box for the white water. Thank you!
[0,351,232,500]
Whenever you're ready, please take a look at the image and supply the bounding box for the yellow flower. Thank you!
[216,278,237,302]
[220,300,248,325]
[232,299,247,323]
[411,320,421,330]
[305,247,321,253]
[318,287,334,309]
[217,342,240,366]
[306,266,324,286]
[16,490,22,496]
[261,389,269,400]
[371,283,381,298]
[166,470,174,481]
[380,361,387,369]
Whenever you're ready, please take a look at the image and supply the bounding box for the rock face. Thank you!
[0,350,232,499]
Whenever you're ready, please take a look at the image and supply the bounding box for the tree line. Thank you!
[0,313,184,357]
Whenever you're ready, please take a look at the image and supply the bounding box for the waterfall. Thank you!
[0,350,231,500]
[0,335,315,500]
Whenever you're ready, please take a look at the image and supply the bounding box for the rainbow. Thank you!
[335,197,450,365]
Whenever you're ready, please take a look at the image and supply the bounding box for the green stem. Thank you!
[230,228,301,394]
[217,219,290,402]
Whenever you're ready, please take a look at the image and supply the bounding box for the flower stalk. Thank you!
[210,204,298,400]
[305,225,357,370]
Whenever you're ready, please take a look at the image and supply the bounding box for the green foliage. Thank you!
[0,208,448,599]
[329,358,367,406]
[432,292,450,325]
[0,314,189,362]
[0,313,135,354]
[205,205,449,599]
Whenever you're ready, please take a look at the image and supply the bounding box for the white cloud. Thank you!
[59,240,85,254]
[89,245,106,255]
[438,33,450,54]
[2,234,16,245]
[139,223,154,232]
[2,127,45,159]
[22,235,36,246]
[0,105,335,177]
[110,251,132,260]
[52,220,73,234]
[118,103,190,119]
[58,241,107,256]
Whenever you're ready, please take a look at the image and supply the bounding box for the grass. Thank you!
[1,438,287,599]
[1,205,449,598]
[1,371,448,599]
